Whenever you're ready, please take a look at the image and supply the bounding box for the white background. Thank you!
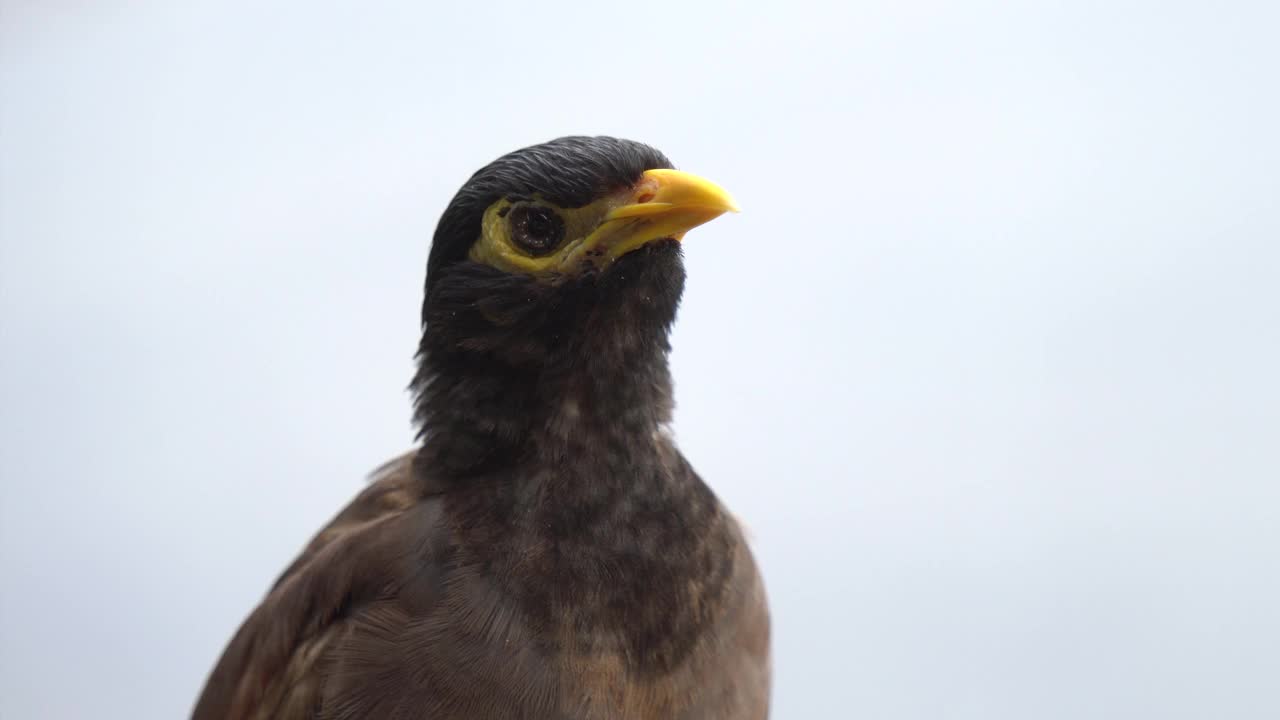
[2,1,1277,717]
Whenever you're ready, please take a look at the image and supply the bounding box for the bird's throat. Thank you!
[412,243,686,475]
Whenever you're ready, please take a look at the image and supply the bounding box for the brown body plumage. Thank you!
[193,137,771,719]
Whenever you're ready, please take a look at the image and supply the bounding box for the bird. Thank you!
[192,136,771,719]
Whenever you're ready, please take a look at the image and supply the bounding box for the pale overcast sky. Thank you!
[2,1,1278,718]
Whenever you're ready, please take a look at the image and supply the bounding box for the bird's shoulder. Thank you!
[192,451,454,719]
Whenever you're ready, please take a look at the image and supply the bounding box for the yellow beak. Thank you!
[567,168,739,266]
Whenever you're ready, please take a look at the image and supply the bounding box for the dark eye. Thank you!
[508,206,565,256]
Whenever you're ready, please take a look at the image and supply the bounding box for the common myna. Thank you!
[193,136,771,719]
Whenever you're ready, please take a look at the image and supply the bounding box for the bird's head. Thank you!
[413,136,737,467]
[425,136,736,284]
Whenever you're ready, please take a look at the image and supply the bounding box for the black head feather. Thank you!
[424,136,672,294]
[412,137,685,474]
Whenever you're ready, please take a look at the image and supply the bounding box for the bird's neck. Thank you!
[414,338,675,474]
[409,253,731,674]
[412,247,686,475]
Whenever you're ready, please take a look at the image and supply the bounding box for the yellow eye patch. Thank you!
[468,195,620,277]
[466,169,739,279]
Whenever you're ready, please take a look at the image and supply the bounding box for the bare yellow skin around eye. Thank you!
[466,170,740,279]
[467,196,617,278]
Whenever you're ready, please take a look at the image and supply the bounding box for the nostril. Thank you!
[636,190,656,204]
